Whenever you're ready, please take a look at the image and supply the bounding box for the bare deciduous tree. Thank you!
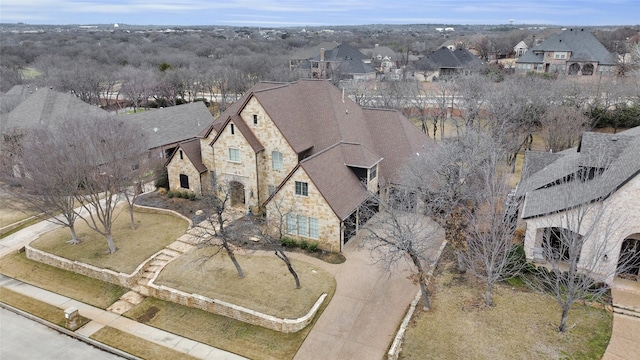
[3,126,83,243]
[463,143,523,306]
[261,199,301,289]
[362,191,444,310]
[193,175,246,278]
[71,116,150,253]
[539,105,589,152]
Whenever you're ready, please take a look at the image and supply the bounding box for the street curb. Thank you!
[0,301,141,360]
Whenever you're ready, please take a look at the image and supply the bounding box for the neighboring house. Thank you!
[362,44,401,74]
[516,127,640,284]
[304,43,371,80]
[515,28,618,76]
[0,85,109,175]
[289,41,339,72]
[126,102,213,159]
[409,47,483,81]
[165,79,434,251]
[514,40,528,57]
[0,86,212,182]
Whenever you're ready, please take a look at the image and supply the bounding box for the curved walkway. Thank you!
[603,287,640,360]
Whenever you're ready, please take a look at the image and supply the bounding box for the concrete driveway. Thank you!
[293,218,444,360]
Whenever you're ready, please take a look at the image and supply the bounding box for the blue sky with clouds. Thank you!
[1,0,638,27]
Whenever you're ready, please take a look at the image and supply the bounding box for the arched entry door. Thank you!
[618,236,640,281]
[229,181,245,207]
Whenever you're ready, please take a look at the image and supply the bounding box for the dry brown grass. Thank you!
[156,248,336,318]
[0,252,127,308]
[124,293,331,360]
[0,287,90,328]
[91,327,198,360]
[399,267,612,360]
[0,192,35,228]
[30,205,188,273]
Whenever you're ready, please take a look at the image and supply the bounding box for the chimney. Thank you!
[320,48,325,61]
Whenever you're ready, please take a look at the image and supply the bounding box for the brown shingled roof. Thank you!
[165,138,207,173]
[300,143,371,220]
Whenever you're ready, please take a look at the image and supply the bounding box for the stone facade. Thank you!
[523,174,640,284]
[212,119,259,210]
[167,149,203,195]
[239,97,298,206]
[269,167,343,252]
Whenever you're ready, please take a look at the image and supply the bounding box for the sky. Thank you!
[1,0,639,27]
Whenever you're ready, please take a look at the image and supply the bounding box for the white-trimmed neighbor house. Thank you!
[516,127,640,284]
[165,79,434,251]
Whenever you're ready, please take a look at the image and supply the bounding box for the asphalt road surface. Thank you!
[0,307,124,360]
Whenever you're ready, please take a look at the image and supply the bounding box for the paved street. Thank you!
[0,307,124,360]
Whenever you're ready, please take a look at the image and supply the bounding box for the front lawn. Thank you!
[399,267,612,360]
[124,295,330,360]
[30,206,188,273]
[155,247,336,319]
[0,252,127,309]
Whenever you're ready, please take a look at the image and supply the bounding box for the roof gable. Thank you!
[519,127,640,218]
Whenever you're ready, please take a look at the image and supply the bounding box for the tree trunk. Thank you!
[105,232,117,254]
[456,250,467,272]
[128,204,136,229]
[558,304,570,332]
[225,245,245,278]
[276,250,300,289]
[67,225,80,244]
[485,283,493,307]
[419,276,431,311]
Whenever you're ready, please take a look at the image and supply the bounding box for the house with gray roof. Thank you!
[515,28,618,76]
[296,43,373,82]
[409,47,482,81]
[517,127,640,284]
[165,79,434,251]
[125,101,213,159]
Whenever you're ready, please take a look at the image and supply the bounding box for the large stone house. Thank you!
[516,127,640,284]
[409,47,482,81]
[165,79,434,251]
[295,43,375,81]
[515,28,618,76]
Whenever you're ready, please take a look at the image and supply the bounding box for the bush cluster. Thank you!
[167,190,196,200]
[280,236,319,252]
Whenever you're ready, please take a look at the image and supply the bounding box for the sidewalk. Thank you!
[602,288,640,360]
[0,274,246,360]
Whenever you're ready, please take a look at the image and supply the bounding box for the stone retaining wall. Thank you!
[24,245,154,288]
[147,280,326,333]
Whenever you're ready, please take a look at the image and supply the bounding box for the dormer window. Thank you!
[369,164,377,180]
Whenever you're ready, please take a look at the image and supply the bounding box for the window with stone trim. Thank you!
[272,151,283,170]
[286,214,319,239]
[295,181,308,196]
[229,148,241,162]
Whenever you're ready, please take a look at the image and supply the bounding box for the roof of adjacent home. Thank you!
[0,86,108,133]
[412,47,482,71]
[517,28,617,65]
[310,43,369,62]
[211,79,434,220]
[126,101,213,150]
[517,126,640,219]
